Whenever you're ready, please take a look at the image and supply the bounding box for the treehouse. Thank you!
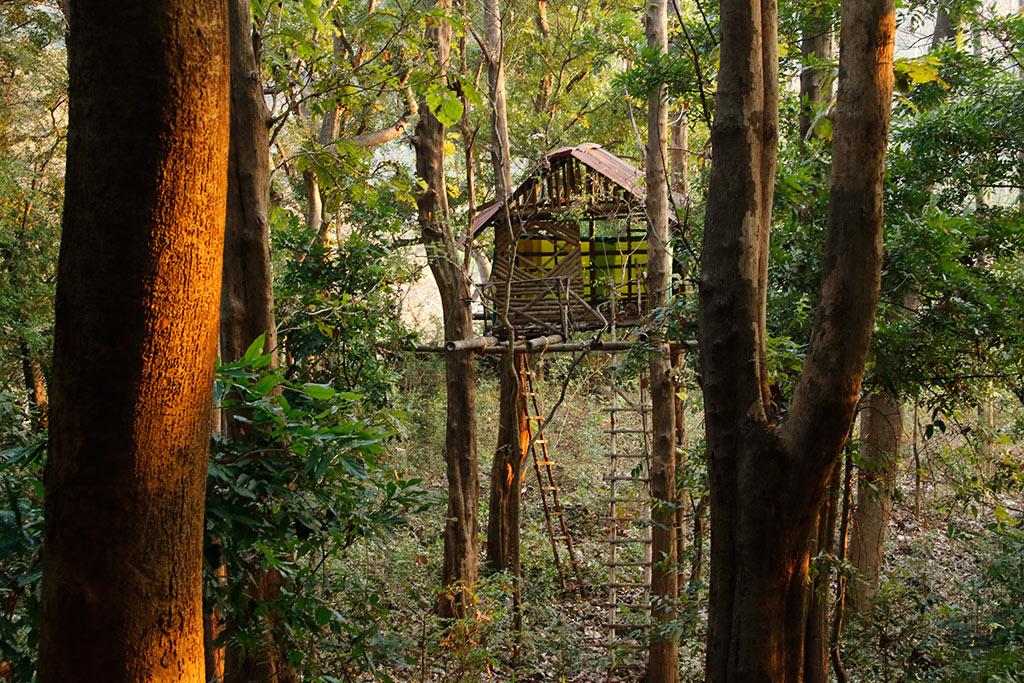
[472,143,677,341]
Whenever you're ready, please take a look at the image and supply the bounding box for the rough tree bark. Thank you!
[534,0,552,115]
[18,339,48,429]
[798,14,834,144]
[847,392,902,615]
[699,0,894,677]
[222,0,277,371]
[218,1,295,681]
[413,0,481,618]
[669,106,688,570]
[486,353,529,572]
[484,0,527,576]
[645,0,678,678]
[38,0,229,679]
[798,13,836,678]
[483,0,512,199]
[755,0,780,415]
[804,465,840,683]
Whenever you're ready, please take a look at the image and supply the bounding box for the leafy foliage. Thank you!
[273,204,417,404]
[0,436,44,680]
[205,341,433,677]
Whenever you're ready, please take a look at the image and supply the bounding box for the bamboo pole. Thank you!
[412,339,697,354]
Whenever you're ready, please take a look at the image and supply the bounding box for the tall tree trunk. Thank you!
[645,0,677,678]
[755,0,780,415]
[38,1,229,679]
[699,0,894,676]
[304,104,341,243]
[534,0,552,115]
[847,392,902,615]
[486,353,529,572]
[413,0,480,618]
[670,106,688,196]
[931,6,959,50]
[304,32,344,242]
[978,382,995,476]
[484,0,512,198]
[219,1,293,681]
[804,465,840,683]
[223,0,276,371]
[670,107,688,571]
[484,0,527,580]
[912,402,922,516]
[456,1,477,223]
[798,7,871,637]
[830,451,855,682]
[798,16,834,144]
[18,339,48,429]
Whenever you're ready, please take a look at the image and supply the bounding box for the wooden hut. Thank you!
[472,143,675,340]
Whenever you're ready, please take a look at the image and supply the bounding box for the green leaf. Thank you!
[425,84,464,127]
[302,384,336,401]
[242,334,267,363]
[252,373,282,397]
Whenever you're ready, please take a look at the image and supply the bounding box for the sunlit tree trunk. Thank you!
[38,1,229,679]
[699,0,894,676]
[848,392,902,615]
[413,0,480,618]
[645,0,677,678]
[18,339,48,429]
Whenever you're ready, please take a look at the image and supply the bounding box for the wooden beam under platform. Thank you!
[411,336,696,354]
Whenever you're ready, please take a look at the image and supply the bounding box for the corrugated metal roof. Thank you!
[471,143,653,236]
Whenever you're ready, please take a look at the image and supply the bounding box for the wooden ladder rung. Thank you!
[536,460,555,465]
[542,485,560,492]
[605,537,652,544]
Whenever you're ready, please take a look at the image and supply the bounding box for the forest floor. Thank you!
[335,359,1021,682]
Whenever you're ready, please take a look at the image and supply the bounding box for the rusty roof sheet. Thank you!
[471,143,652,235]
